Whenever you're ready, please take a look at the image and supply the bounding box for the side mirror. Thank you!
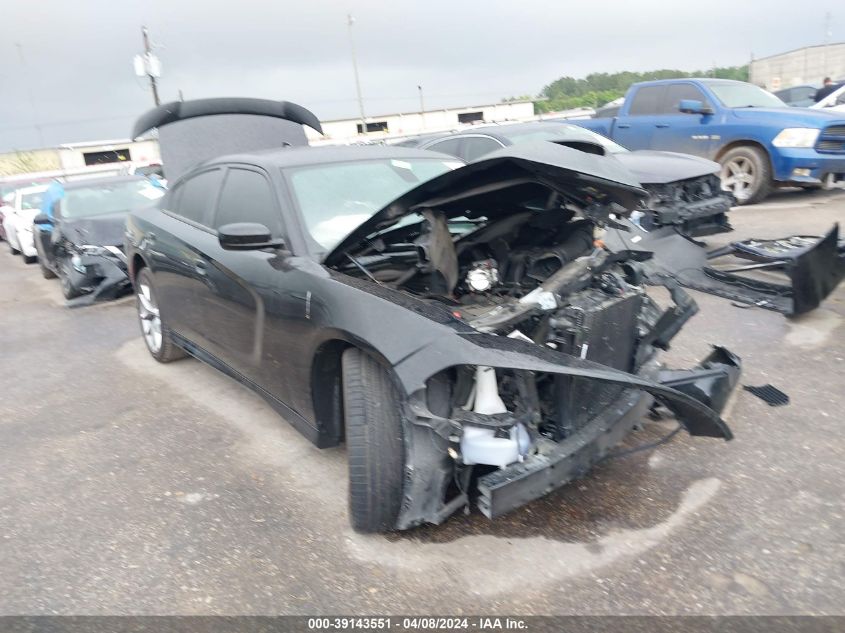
[33,213,53,225]
[678,99,713,115]
[218,222,284,251]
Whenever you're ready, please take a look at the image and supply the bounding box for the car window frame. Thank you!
[212,165,287,241]
[421,136,465,158]
[661,82,713,115]
[455,134,506,161]
[163,167,224,232]
[626,85,668,116]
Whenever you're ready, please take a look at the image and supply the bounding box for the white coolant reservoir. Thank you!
[460,366,531,467]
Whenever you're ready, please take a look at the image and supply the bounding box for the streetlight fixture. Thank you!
[347,15,367,135]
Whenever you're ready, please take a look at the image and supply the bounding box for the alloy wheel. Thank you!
[721,157,756,202]
[137,282,162,354]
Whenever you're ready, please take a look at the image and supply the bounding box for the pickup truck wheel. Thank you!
[719,146,772,205]
[342,348,406,533]
[136,268,186,363]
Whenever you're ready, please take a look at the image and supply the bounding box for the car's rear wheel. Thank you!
[719,145,772,205]
[136,268,185,363]
[342,348,406,533]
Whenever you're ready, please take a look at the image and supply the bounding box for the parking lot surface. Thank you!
[1,189,844,615]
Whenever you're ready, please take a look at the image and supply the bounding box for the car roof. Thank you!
[18,185,49,195]
[201,144,449,170]
[416,120,590,144]
[630,78,747,87]
[60,175,150,190]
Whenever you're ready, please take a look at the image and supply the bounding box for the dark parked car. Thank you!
[33,175,165,302]
[774,84,819,107]
[398,120,736,237]
[126,100,740,533]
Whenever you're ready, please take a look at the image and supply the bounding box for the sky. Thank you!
[0,0,839,152]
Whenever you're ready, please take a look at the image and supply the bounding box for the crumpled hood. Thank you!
[64,213,128,247]
[324,141,646,266]
[614,150,720,184]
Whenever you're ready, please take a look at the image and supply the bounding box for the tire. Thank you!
[40,259,57,279]
[135,268,186,363]
[22,254,37,264]
[342,348,406,533]
[718,145,773,205]
[57,260,83,299]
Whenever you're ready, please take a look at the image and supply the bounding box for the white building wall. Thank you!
[57,139,162,170]
[307,101,535,143]
[750,43,845,89]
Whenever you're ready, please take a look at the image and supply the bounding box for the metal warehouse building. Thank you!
[750,42,845,90]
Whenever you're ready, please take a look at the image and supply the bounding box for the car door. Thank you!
[151,168,224,343]
[649,82,717,157]
[612,84,667,149]
[194,165,302,401]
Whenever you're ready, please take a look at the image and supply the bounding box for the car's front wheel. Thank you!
[719,145,772,205]
[136,268,185,363]
[57,260,83,299]
[22,253,37,264]
[342,348,406,533]
[39,258,57,279]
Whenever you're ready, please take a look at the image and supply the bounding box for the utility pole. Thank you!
[418,85,426,129]
[347,14,367,134]
[15,42,45,147]
[823,12,833,78]
[142,27,160,106]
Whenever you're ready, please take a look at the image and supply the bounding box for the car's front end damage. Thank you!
[62,244,131,306]
[613,151,735,237]
[325,142,742,528]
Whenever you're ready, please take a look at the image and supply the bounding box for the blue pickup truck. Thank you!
[570,79,845,204]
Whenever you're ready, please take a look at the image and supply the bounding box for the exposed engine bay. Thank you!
[335,179,740,525]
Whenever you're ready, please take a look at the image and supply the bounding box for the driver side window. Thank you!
[214,168,284,238]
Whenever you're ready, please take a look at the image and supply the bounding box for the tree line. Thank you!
[515,65,749,112]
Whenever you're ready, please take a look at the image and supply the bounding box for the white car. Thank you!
[811,83,845,112]
[2,185,48,264]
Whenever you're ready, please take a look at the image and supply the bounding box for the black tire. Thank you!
[57,260,83,299]
[39,258,57,279]
[718,145,773,205]
[342,348,406,533]
[22,254,37,264]
[136,268,186,363]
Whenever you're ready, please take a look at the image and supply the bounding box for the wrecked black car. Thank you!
[395,121,735,237]
[33,176,165,304]
[127,99,741,533]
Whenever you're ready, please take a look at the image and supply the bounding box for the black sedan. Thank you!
[33,175,165,302]
[395,121,736,237]
[126,100,740,533]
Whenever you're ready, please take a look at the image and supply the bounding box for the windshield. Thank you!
[708,82,786,108]
[501,124,628,154]
[285,158,459,251]
[60,180,165,219]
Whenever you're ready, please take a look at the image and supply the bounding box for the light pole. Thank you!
[347,14,367,134]
[15,42,45,147]
[418,85,425,129]
[134,26,162,107]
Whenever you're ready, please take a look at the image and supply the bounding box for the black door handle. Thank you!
[616,123,630,129]
[655,123,670,128]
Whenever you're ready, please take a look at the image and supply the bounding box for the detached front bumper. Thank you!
[475,348,741,520]
[772,147,845,185]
